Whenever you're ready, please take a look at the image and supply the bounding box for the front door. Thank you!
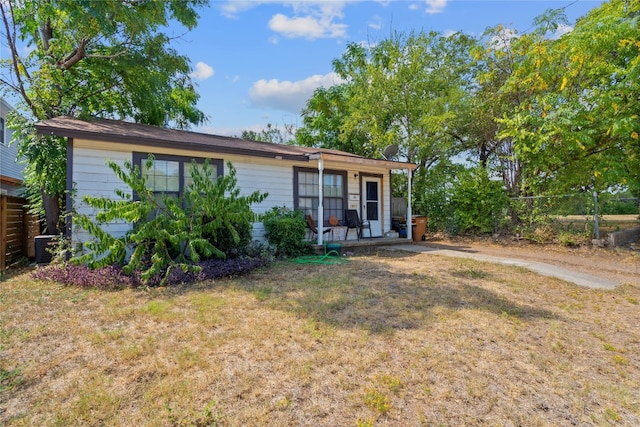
[362,177,382,237]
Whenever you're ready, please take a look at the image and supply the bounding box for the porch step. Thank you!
[311,237,411,254]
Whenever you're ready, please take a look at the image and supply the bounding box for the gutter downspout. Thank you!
[406,169,412,241]
[317,156,324,246]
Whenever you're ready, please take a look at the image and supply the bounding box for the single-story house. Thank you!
[35,116,417,247]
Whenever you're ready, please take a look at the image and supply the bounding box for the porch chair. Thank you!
[344,209,371,241]
[306,214,331,239]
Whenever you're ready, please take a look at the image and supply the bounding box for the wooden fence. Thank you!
[0,195,39,270]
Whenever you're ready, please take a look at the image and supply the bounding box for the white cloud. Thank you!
[219,1,348,40]
[425,0,447,14]
[368,16,383,31]
[269,14,328,39]
[219,0,269,19]
[249,72,346,113]
[190,62,214,80]
[268,5,347,39]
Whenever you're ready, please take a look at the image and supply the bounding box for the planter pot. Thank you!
[325,242,342,255]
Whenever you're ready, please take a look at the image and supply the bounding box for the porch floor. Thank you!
[310,237,415,255]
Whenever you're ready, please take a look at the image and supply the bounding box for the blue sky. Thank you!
[0,1,604,137]
[178,0,605,137]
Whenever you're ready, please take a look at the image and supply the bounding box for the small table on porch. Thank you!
[328,216,347,241]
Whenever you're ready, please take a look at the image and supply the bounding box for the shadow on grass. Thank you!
[238,254,558,334]
[79,249,559,335]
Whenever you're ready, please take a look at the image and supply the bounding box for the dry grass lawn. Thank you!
[1,248,639,426]
[557,214,639,234]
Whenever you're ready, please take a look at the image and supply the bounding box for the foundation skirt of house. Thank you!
[310,237,412,255]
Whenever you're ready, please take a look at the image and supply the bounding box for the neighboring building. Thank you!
[35,116,417,246]
[0,98,25,196]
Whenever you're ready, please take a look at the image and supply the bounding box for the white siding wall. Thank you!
[383,172,391,233]
[72,147,131,244]
[223,154,298,241]
[230,158,295,213]
[71,142,306,245]
[70,140,399,246]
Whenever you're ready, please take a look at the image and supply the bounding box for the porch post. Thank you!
[317,156,325,245]
[406,168,412,241]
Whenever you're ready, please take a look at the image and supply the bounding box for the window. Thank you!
[0,117,5,145]
[294,167,346,226]
[133,152,223,204]
[365,181,379,220]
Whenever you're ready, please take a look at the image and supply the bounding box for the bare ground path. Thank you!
[388,237,640,290]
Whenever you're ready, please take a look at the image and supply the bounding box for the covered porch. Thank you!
[305,152,417,246]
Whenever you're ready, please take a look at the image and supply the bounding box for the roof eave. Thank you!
[34,118,417,169]
[35,123,309,162]
[308,152,417,170]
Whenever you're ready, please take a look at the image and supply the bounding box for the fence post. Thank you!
[593,191,600,240]
[1,195,6,270]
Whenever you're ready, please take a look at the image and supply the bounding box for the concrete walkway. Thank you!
[386,244,617,290]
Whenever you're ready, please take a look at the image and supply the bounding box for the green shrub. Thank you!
[451,167,509,234]
[415,184,456,234]
[412,164,459,234]
[262,206,310,258]
[73,155,267,284]
[601,194,639,215]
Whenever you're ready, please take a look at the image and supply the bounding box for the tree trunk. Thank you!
[42,191,61,235]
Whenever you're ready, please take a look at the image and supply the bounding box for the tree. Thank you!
[451,166,509,234]
[465,25,529,197]
[331,31,475,174]
[0,0,208,233]
[296,84,375,156]
[241,123,294,144]
[499,1,640,196]
[296,30,475,212]
[294,30,478,226]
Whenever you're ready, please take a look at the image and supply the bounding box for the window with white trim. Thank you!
[294,167,346,226]
[133,152,223,204]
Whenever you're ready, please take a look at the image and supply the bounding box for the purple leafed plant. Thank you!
[32,256,271,289]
